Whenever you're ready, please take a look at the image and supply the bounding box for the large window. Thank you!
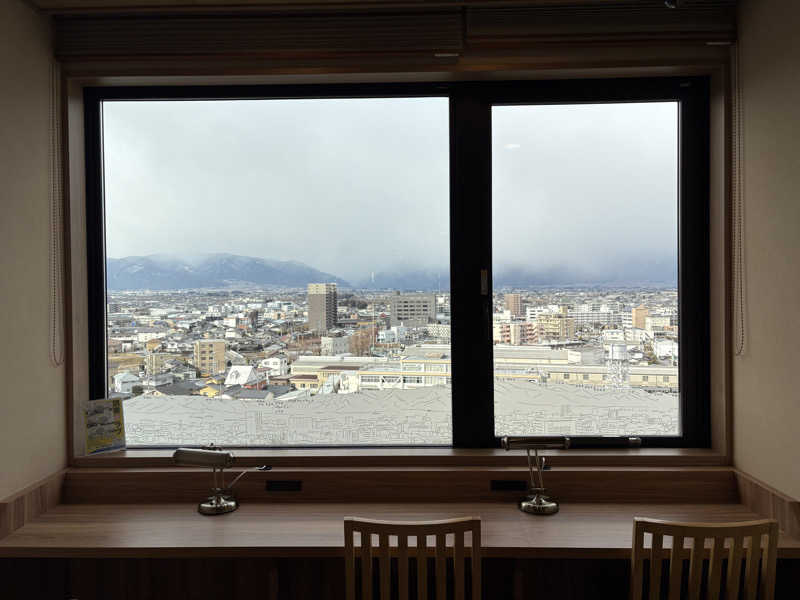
[492,102,680,437]
[85,78,709,449]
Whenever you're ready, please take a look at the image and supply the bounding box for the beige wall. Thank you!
[0,0,65,498]
[733,0,800,499]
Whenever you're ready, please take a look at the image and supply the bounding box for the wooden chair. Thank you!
[344,516,481,600]
[630,517,779,600]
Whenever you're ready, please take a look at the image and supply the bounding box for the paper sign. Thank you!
[86,398,126,454]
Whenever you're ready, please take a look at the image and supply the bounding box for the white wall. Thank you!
[734,0,800,499]
[0,0,65,498]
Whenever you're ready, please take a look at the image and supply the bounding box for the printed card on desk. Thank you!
[86,398,127,454]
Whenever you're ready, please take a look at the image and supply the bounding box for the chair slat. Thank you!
[743,536,760,600]
[398,534,409,600]
[362,529,373,600]
[631,518,777,600]
[759,524,779,600]
[435,533,447,600]
[667,535,683,600]
[379,533,390,600]
[418,533,428,600]
[344,517,480,600]
[649,533,663,600]
[630,521,645,600]
[727,535,744,600]
[687,536,704,600]
[454,530,465,600]
[472,523,481,600]
[706,536,725,600]
[345,521,356,600]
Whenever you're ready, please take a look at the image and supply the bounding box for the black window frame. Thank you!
[84,76,710,450]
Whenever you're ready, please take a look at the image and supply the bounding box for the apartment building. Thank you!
[632,304,650,329]
[193,339,226,376]
[307,283,337,332]
[504,293,523,317]
[536,313,576,340]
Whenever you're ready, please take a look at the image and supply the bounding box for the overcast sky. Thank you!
[492,102,678,284]
[103,98,677,285]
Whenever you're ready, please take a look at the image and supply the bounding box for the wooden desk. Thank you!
[3,502,800,600]
[2,502,800,559]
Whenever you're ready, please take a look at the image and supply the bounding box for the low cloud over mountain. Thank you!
[106,253,349,290]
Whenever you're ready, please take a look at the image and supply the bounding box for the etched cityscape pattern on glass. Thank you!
[103,97,452,446]
[491,102,680,437]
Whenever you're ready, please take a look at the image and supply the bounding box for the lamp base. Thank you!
[519,490,559,515]
[198,494,238,515]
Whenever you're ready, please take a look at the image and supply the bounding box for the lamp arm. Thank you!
[226,470,248,491]
[526,449,536,491]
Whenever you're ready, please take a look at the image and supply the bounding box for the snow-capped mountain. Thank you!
[106,253,349,290]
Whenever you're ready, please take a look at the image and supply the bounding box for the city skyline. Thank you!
[107,284,681,445]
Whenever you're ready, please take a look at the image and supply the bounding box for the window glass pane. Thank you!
[492,102,680,437]
[103,97,451,446]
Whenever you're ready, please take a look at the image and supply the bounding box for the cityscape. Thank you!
[108,280,680,446]
[102,97,680,447]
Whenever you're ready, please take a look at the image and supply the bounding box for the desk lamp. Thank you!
[173,447,247,515]
[501,436,570,515]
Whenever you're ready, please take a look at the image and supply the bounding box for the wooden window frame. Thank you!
[69,72,723,465]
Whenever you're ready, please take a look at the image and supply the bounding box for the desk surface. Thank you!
[2,502,800,559]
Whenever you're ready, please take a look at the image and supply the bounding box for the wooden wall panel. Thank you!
[736,470,800,539]
[61,466,739,504]
[0,470,65,540]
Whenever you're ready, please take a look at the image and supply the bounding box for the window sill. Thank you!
[71,447,727,468]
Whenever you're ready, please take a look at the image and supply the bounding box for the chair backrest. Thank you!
[630,517,779,600]
[344,516,481,600]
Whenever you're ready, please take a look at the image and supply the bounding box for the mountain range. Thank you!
[106,254,349,290]
[106,253,676,291]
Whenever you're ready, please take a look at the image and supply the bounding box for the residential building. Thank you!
[569,310,621,328]
[536,314,576,340]
[320,334,351,355]
[493,322,538,346]
[632,304,650,329]
[144,352,171,375]
[193,339,226,376]
[289,373,321,392]
[260,356,289,376]
[645,315,672,331]
[307,283,337,332]
[525,305,552,322]
[504,293,522,317]
[113,371,141,394]
[224,365,266,388]
[377,326,408,344]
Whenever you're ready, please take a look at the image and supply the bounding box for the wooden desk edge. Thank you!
[3,501,800,560]
[2,544,799,560]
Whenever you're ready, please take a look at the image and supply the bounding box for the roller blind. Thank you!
[53,1,736,61]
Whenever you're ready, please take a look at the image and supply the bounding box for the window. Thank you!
[85,78,709,449]
[493,100,681,437]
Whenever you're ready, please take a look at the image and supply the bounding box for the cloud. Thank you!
[103,98,678,286]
